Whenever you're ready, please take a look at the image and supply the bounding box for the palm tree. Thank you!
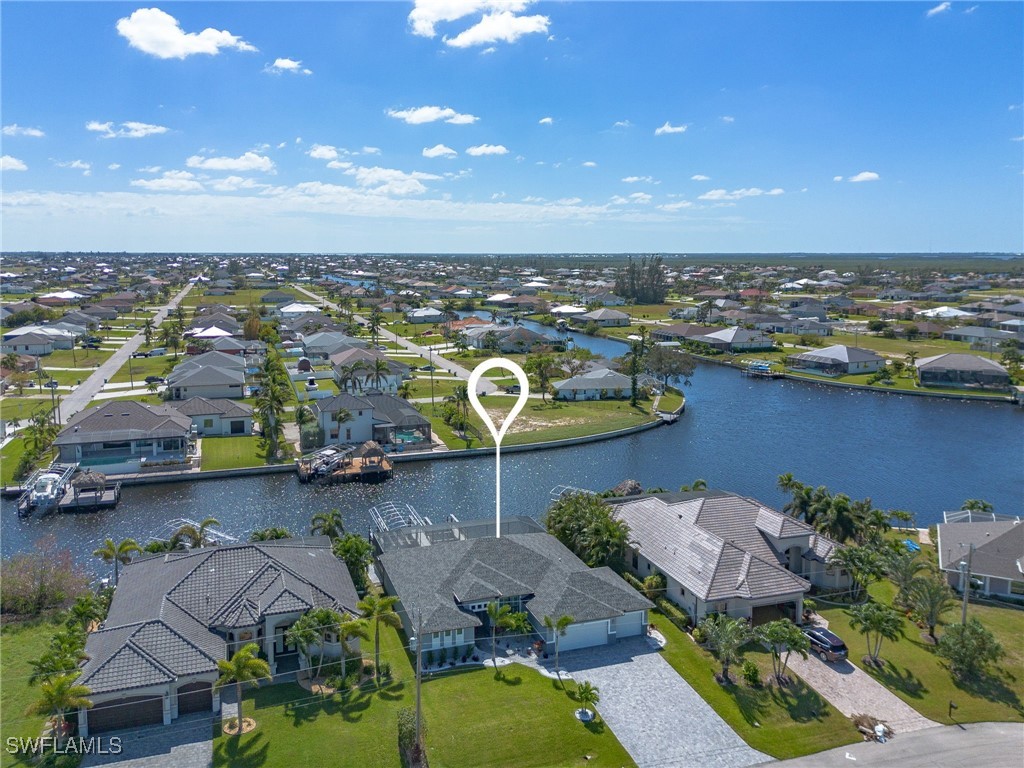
[444,385,471,436]
[286,614,320,675]
[758,619,809,685]
[255,358,289,458]
[214,642,271,734]
[542,614,575,682]
[848,602,903,665]
[396,382,412,400]
[249,527,292,541]
[2,351,19,373]
[26,673,92,739]
[92,537,141,586]
[961,499,994,516]
[356,594,401,685]
[910,577,955,642]
[883,548,926,607]
[366,358,391,390]
[159,324,181,359]
[574,680,601,721]
[679,478,708,492]
[828,545,883,602]
[699,613,751,682]
[143,319,154,346]
[294,405,315,428]
[28,629,87,686]
[888,509,915,532]
[776,473,802,495]
[817,493,859,543]
[66,594,103,633]
[310,509,346,540]
[485,601,516,669]
[174,517,220,548]
[525,354,559,403]
[305,607,344,679]
[337,613,370,686]
[368,308,384,347]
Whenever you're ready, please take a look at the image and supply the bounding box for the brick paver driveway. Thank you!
[80,713,212,768]
[560,637,770,768]
[787,653,938,734]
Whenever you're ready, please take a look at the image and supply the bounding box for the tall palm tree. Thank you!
[699,613,751,682]
[214,642,271,733]
[310,509,345,540]
[910,577,955,642]
[66,594,103,633]
[366,358,392,390]
[92,537,141,586]
[142,319,154,346]
[776,473,802,495]
[294,404,315,428]
[445,385,471,436]
[396,382,412,400]
[356,594,401,685]
[848,602,903,665]
[368,308,384,347]
[883,548,926,607]
[485,601,516,669]
[174,517,220,548]
[817,493,859,543]
[255,357,289,458]
[26,673,92,738]
[286,614,321,678]
[574,680,601,721]
[337,613,370,685]
[542,614,575,682]
[306,607,344,679]
[2,351,19,373]
[249,527,292,541]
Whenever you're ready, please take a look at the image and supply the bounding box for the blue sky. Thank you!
[1,1,1021,253]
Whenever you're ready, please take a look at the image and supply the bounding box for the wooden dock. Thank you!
[297,440,394,484]
[319,456,394,484]
[56,483,122,513]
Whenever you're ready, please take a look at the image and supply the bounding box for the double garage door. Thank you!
[89,695,163,733]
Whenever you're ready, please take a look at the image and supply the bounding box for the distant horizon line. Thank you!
[2,251,1022,259]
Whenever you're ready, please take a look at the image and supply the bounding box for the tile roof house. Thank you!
[374,517,652,654]
[166,351,247,401]
[553,368,633,400]
[787,345,885,375]
[936,520,1024,598]
[78,538,359,735]
[607,491,848,624]
[915,353,1011,389]
[171,397,254,436]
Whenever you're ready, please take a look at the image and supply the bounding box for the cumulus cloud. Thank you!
[721,116,735,123]
[847,171,880,182]
[86,120,168,139]
[698,187,783,200]
[926,2,951,17]
[423,144,458,158]
[208,175,268,192]
[186,152,274,172]
[628,192,652,203]
[445,10,550,48]
[1,155,28,171]
[582,161,597,167]
[108,163,121,170]
[538,116,553,125]
[3,124,45,138]
[466,144,508,156]
[964,5,978,12]
[654,121,687,135]
[362,146,381,155]
[264,58,312,75]
[387,106,478,125]
[557,197,582,205]
[612,120,632,128]
[115,7,257,59]
[690,174,710,181]
[308,144,339,160]
[343,165,441,196]
[622,176,655,183]
[658,201,693,212]
[131,170,204,192]
[327,160,354,170]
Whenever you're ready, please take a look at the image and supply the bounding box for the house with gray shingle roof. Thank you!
[608,491,848,624]
[374,517,651,655]
[78,537,359,735]
[553,368,633,400]
[937,520,1024,598]
[171,397,253,436]
[787,344,885,375]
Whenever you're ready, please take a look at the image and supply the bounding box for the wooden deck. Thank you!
[56,484,121,512]
[303,456,394,485]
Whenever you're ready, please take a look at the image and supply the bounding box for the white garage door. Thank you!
[559,619,610,651]
[613,611,645,638]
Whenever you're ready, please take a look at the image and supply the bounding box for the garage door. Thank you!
[613,611,645,638]
[89,694,163,733]
[177,682,213,714]
[560,620,610,651]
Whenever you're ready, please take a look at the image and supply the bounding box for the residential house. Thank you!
[77,538,359,734]
[278,302,322,318]
[330,348,410,394]
[166,351,247,400]
[302,331,368,360]
[693,327,775,352]
[374,516,651,654]
[406,307,446,324]
[574,308,630,327]
[771,318,833,336]
[916,353,1011,389]
[937,517,1023,598]
[311,393,377,444]
[787,345,885,375]
[0,331,54,356]
[943,326,1022,349]
[359,392,433,445]
[464,324,560,353]
[650,322,713,343]
[54,400,194,474]
[171,397,253,436]
[609,491,848,624]
[260,289,295,304]
[553,368,633,400]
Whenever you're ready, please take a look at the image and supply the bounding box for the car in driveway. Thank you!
[803,627,848,662]
[144,375,165,384]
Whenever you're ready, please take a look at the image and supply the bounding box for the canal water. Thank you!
[3,359,1020,566]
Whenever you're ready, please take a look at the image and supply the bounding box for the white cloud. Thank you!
[833,175,844,182]
[964,5,978,13]
[522,195,546,203]
[721,116,735,123]
[623,176,655,184]
[56,159,91,173]
[408,0,526,37]
[2,124,45,138]
[629,192,652,204]
[264,58,312,75]
[848,171,880,183]
[538,116,553,125]
[926,2,951,17]
[423,144,458,158]
[138,165,162,173]
[387,106,479,125]
[698,187,783,201]
[481,46,497,55]
[466,144,508,156]
[326,160,354,169]
[208,176,268,192]
[1,155,28,171]
[655,121,687,135]
[1010,136,1024,142]
[612,120,632,128]
[131,172,204,192]
[115,7,257,60]
[658,201,693,212]
[445,10,549,48]
[690,174,710,181]
[1010,104,1023,111]
[344,165,442,196]
[186,152,274,172]
[557,197,582,205]
[491,192,506,200]
[107,163,122,170]
[87,120,168,139]
[582,161,597,167]
[362,146,381,155]
[308,144,339,160]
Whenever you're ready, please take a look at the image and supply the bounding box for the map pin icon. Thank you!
[467,358,530,538]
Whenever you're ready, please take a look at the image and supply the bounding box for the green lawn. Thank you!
[107,354,176,384]
[650,613,859,759]
[0,618,65,768]
[38,349,113,368]
[817,581,1024,725]
[200,436,266,471]
[0,397,53,424]
[0,437,28,486]
[775,332,974,359]
[405,377,464,400]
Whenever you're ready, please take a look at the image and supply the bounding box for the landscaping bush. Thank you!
[654,598,691,631]
[742,659,761,688]
[691,625,707,644]
[378,660,392,680]
[397,706,426,767]
[621,571,645,592]
[299,424,325,451]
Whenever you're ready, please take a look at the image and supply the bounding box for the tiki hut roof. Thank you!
[72,471,107,489]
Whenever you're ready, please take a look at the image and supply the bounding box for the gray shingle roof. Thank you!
[789,345,884,365]
[937,521,1024,581]
[171,397,252,418]
[55,400,193,446]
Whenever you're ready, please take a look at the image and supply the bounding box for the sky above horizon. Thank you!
[1,1,1022,254]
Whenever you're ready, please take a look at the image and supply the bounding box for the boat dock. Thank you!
[297,441,393,484]
[54,483,122,513]
[16,463,79,517]
[741,360,786,379]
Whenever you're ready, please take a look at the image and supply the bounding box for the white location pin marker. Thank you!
[467,358,530,538]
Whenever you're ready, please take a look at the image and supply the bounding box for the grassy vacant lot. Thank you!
[39,348,113,369]
[0,437,28,486]
[776,332,975,359]
[214,625,632,768]
[201,436,265,471]
[107,354,176,383]
[0,397,53,424]
[651,613,858,759]
[0,618,64,768]
[817,580,1024,725]
[405,376,463,400]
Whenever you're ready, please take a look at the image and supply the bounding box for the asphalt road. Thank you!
[57,282,195,423]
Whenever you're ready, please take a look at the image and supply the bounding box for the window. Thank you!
[346,428,351,440]
[102,441,131,450]
[203,419,214,429]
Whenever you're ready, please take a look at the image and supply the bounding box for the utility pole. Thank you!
[429,347,435,412]
[415,611,424,762]
[960,543,975,624]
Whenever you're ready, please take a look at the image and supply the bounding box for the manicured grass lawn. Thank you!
[201,436,266,471]
[650,614,859,759]
[107,354,176,383]
[0,437,28,486]
[656,389,685,412]
[776,332,973,359]
[40,349,113,368]
[0,397,53,424]
[0,618,64,768]
[817,580,1024,725]
[406,377,463,400]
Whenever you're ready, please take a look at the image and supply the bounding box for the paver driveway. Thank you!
[80,712,212,768]
[560,638,770,768]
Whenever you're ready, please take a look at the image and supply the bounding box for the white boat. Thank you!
[29,473,62,507]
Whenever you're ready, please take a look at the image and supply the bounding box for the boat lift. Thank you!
[16,463,79,517]
[369,501,431,532]
[549,484,593,499]
[147,518,239,548]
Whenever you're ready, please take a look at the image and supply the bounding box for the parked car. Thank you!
[802,627,848,662]
[131,351,149,359]
[504,384,521,394]
[43,380,59,389]
[144,375,165,384]
[419,365,435,371]
[82,343,100,350]
[148,347,166,357]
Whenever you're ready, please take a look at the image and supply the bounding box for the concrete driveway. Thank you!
[560,637,770,768]
[80,713,212,768]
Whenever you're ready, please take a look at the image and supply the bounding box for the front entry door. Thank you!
[275,625,295,654]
